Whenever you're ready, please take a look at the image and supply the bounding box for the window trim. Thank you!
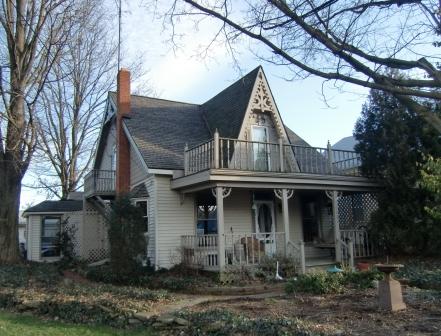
[41,215,62,258]
[133,198,149,232]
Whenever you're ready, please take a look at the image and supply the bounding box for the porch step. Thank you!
[304,245,333,259]
[305,257,337,273]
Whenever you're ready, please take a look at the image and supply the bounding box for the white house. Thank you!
[25,67,379,271]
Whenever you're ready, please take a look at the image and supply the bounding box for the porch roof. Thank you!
[171,169,381,193]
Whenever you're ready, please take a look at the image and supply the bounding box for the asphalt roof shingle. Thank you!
[24,200,83,214]
[111,66,314,171]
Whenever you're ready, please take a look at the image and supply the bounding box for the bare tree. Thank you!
[0,0,73,263]
[32,0,116,199]
[164,0,441,131]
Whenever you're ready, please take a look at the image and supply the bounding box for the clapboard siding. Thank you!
[98,124,116,171]
[27,215,42,261]
[156,175,195,269]
[130,146,148,186]
[145,176,156,265]
[224,190,253,234]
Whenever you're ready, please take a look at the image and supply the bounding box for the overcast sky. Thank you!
[20,0,369,208]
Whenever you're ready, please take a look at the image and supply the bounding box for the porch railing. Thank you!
[340,229,374,258]
[181,232,288,270]
[184,135,361,177]
[84,170,116,198]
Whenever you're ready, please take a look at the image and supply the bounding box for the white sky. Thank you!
[20,0,368,208]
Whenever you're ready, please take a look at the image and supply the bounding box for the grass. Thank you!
[0,311,156,336]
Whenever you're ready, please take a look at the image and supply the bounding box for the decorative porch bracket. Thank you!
[325,190,343,262]
[212,186,232,270]
[274,189,295,246]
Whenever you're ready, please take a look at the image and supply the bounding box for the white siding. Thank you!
[27,215,42,261]
[224,189,253,234]
[145,176,156,265]
[130,145,148,186]
[99,123,116,171]
[155,175,195,269]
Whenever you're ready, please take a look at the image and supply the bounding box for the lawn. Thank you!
[0,311,156,336]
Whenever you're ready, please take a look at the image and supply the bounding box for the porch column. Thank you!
[274,189,294,247]
[326,190,342,262]
[215,186,225,269]
[282,189,290,245]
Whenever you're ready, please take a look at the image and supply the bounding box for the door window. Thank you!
[252,126,269,171]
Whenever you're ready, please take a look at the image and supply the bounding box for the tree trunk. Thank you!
[0,160,22,264]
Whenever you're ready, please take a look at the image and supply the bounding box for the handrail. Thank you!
[337,237,354,271]
[183,136,362,177]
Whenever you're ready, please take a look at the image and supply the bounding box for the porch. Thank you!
[179,186,376,273]
[181,229,374,272]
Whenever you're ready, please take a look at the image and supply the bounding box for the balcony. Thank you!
[184,136,362,177]
[84,170,116,198]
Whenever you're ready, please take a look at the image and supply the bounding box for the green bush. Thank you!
[256,254,297,281]
[396,261,441,290]
[286,273,344,295]
[342,270,382,289]
[108,195,147,279]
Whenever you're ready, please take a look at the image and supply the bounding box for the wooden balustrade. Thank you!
[84,170,116,198]
[340,229,374,258]
[181,232,286,270]
[183,137,362,177]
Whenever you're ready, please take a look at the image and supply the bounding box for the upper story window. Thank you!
[134,199,148,231]
[41,216,61,257]
[110,145,117,171]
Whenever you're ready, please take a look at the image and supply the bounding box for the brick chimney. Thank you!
[116,68,131,195]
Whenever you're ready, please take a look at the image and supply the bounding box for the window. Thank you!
[135,200,148,231]
[41,216,61,257]
[111,145,116,171]
[252,126,269,171]
[197,205,217,235]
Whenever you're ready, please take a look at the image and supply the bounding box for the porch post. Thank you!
[282,189,290,246]
[278,138,284,172]
[216,186,226,270]
[214,129,220,169]
[331,190,342,262]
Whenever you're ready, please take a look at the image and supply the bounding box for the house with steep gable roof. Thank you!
[25,66,379,271]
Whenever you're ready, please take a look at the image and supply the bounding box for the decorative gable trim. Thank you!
[237,68,289,142]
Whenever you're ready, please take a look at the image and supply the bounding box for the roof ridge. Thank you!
[109,91,198,106]
[201,66,261,106]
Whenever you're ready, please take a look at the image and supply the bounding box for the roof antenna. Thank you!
[117,0,122,70]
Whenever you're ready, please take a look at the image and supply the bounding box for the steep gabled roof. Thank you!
[123,95,211,170]
[202,66,260,138]
[105,66,316,171]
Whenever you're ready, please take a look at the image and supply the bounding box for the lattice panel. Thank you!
[338,193,378,229]
[87,248,109,262]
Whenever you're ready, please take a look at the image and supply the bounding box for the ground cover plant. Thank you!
[0,263,173,328]
[285,270,383,295]
[175,309,322,336]
[0,311,156,336]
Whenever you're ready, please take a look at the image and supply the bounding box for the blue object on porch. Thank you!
[327,265,343,273]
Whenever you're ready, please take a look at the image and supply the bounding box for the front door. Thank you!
[253,201,276,255]
[252,126,270,171]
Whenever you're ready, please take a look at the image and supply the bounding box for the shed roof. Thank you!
[24,200,83,215]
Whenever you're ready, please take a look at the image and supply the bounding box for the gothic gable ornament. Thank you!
[247,71,285,139]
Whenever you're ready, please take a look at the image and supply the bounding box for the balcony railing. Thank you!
[184,134,362,177]
[84,170,115,198]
